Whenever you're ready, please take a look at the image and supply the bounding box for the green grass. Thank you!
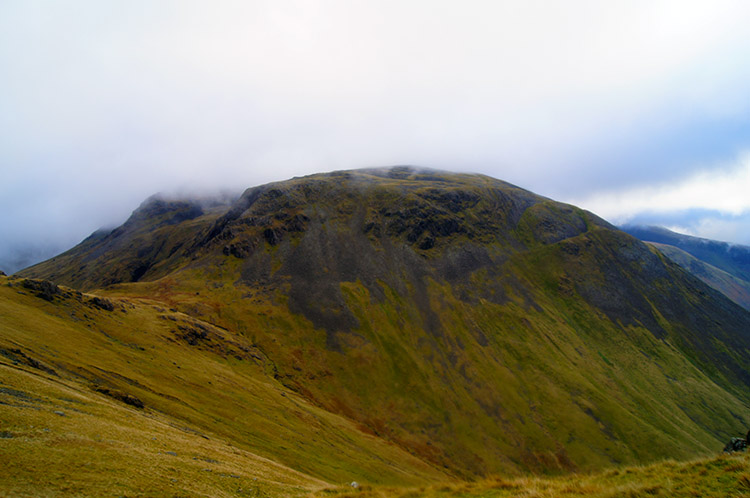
[0,363,323,498]
[0,275,448,495]
[94,240,749,479]
[312,452,750,497]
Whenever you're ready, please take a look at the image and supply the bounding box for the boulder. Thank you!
[723,437,747,453]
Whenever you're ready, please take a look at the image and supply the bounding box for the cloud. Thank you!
[665,216,750,246]
[2,1,750,270]
[571,153,750,220]
[571,153,750,245]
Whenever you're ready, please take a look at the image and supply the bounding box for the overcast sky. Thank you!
[2,1,750,273]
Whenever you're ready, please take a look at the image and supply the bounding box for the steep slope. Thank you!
[0,274,447,494]
[17,168,750,479]
[22,194,236,290]
[648,242,750,311]
[1,352,326,498]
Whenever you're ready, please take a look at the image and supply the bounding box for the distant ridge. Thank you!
[622,225,750,281]
[622,225,750,310]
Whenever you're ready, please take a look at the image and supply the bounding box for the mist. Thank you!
[2,1,750,273]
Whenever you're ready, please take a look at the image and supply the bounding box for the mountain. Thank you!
[9,167,750,493]
[649,242,750,311]
[622,225,750,311]
[622,225,750,282]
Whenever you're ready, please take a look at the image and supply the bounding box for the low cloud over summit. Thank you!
[2,1,749,271]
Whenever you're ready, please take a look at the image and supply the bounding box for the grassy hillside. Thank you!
[102,231,749,478]
[0,274,448,496]
[314,452,750,497]
[14,168,750,484]
[1,355,325,498]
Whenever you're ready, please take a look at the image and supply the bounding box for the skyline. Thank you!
[2,1,750,273]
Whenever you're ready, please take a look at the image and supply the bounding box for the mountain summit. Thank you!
[14,167,750,480]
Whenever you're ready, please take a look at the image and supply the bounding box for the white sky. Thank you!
[1,0,750,272]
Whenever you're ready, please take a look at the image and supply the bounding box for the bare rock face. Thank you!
[21,278,60,301]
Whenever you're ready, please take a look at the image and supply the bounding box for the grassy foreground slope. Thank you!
[0,275,448,496]
[314,452,750,497]
[1,357,324,498]
[17,168,750,479]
